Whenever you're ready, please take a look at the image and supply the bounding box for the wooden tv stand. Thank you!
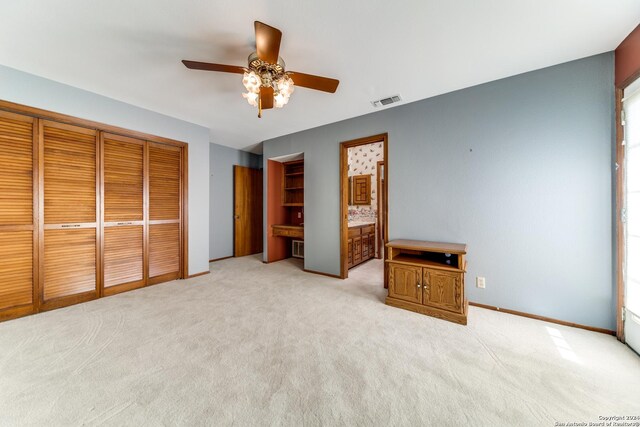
[385,239,468,325]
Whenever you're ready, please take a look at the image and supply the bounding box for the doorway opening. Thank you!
[265,152,305,269]
[619,76,640,353]
[339,133,388,280]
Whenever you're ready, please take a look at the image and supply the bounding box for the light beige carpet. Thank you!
[0,255,639,426]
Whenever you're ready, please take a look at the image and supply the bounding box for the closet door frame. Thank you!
[38,120,101,312]
[0,99,189,321]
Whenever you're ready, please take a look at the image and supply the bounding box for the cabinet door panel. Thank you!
[423,270,462,313]
[347,238,353,268]
[148,143,181,281]
[388,263,422,304]
[362,234,369,259]
[42,121,98,303]
[0,112,34,226]
[0,111,35,315]
[102,134,144,292]
[103,135,143,222]
[104,226,143,288]
[353,237,362,264]
[43,123,96,224]
[149,145,180,221]
[149,223,180,279]
[352,175,371,205]
[44,229,96,300]
[0,231,33,310]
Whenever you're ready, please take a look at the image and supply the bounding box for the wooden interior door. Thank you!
[102,133,145,295]
[41,121,99,308]
[234,165,263,257]
[0,111,37,319]
[148,142,181,284]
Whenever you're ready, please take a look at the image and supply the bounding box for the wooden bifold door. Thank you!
[102,133,145,295]
[41,121,99,310]
[148,142,182,283]
[0,111,37,319]
[0,107,186,321]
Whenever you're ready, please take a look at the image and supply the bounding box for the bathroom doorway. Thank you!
[339,133,388,280]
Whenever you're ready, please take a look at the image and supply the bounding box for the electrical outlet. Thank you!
[476,277,486,289]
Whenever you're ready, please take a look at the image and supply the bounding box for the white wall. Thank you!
[0,64,210,275]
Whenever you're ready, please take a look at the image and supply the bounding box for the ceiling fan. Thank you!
[182,21,339,118]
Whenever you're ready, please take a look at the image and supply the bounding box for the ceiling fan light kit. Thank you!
[183,21,339,118]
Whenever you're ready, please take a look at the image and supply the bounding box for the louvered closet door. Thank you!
[102,133,145,295]
[0,111,36,318]
[148,142,182,283]
[41,121,98,307]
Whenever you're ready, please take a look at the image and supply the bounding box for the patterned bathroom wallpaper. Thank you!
[347,141,384,222]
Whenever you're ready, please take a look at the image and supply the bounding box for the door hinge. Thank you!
[622,207,627,224]
[622,307,626,322]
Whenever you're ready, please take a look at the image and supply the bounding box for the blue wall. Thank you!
[263,53,615,330]
[0,64,211,275]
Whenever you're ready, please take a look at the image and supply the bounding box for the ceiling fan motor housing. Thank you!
[247,52,286,87]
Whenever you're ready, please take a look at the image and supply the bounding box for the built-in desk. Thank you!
[271,224,304,239]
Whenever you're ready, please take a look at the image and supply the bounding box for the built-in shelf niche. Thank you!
[282,160,304,206]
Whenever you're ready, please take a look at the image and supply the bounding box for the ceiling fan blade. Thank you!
[287,72,339,93]
[182,60,246,74]
[260,86,274,109]
[255,21,282,64]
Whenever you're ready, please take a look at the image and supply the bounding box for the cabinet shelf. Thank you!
[282,160,304,206]
[387,255,461,272]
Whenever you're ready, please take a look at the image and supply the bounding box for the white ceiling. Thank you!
[1,1,639,153]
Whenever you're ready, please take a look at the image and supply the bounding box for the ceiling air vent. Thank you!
[371,95,402,108]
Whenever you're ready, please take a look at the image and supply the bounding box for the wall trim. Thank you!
[303,268,342,279]
[186,271,210,279]
[469,302,615,336]
[209,256,233,263]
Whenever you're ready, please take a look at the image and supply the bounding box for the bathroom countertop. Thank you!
[348,221,376,227]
